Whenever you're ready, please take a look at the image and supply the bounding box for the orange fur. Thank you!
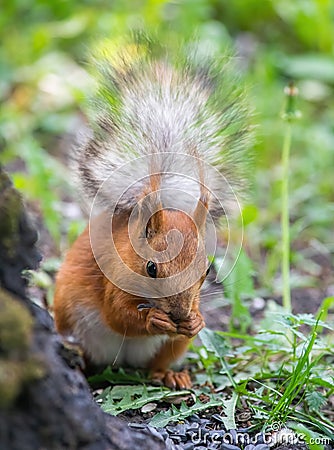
[54,209,207,389]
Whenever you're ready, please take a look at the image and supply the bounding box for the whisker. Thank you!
[112,328,127,366]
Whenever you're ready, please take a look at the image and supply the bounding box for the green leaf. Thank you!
[149,392,224,428]
[305,390,326,413]
[99,384,190,416]
[198,328,230,358]
[217,249,255,300]
[221,391,238,430]
[280,54,334,83]
[309,377,334,391]
[289,422,325,450]
[199,328,237,388]
[240,204,258,226]
[268,321,320,423]
[216,250,254,333]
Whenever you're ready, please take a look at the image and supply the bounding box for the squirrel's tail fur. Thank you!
[75,39,254,220]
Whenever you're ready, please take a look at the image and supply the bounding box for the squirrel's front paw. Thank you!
[146,308,177,335]
[177,311,205,338]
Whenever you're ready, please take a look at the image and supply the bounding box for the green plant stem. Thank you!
[268,322,318,423]
[221,356,238,389]
[281,122,292,313]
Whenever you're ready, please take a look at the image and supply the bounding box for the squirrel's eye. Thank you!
[146,261,157,278]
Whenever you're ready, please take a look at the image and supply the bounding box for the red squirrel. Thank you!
[54,42,252,389]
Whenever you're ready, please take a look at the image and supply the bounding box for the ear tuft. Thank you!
[146,210,164,237]
[193,188,210,233]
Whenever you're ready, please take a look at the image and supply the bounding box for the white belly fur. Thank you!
[71,305,168,367]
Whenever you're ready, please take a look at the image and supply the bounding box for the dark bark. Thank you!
[0,166,165,450]
[0,169,41,299]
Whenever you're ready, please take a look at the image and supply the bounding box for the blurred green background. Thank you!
[1,0,333,297]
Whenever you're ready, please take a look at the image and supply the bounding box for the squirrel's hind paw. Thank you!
[151,369,192,390]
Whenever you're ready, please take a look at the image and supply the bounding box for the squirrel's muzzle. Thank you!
[162,293,193,322]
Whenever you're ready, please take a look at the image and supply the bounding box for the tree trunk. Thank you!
[0,167,165,450]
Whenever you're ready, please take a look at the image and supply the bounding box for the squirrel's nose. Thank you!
[170,307,191,323]
[165,294,192,322]
[170,313,181,324]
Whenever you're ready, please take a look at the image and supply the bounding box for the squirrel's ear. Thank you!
[191,149,210,234]
[137,190,164,238]
[144,171,164,237]
[146,210,164,238]
[193,188,209,234]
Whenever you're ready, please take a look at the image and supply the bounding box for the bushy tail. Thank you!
[75,38,254,220]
